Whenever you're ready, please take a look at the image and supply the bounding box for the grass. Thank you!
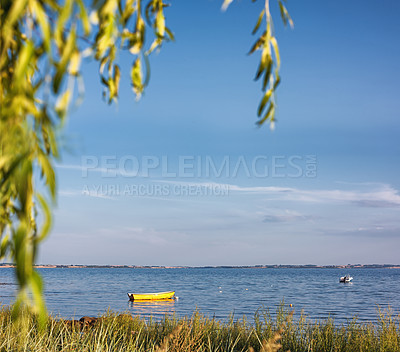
[0,304,399,351]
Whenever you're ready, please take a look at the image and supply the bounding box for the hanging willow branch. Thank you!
[224,0,293,129]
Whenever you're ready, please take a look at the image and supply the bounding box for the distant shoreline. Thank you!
[1,264,400,269]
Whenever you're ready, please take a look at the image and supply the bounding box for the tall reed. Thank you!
[0,304,398,351]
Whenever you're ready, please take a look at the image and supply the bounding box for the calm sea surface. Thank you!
[1,268,399,323]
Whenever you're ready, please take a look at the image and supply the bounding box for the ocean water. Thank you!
[1,268,399,323]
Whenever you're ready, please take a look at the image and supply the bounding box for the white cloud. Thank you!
[56,163,145,177]
[156,180,400,207]
[325,226,400,238]
[263,210,318,223]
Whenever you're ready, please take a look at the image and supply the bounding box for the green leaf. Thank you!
[0,234,10,259]
[101,76,109,87]
[15,159,33,215]
[165,27,175,41]
[130,16,145,54]
[254,60,266,81]
[55,90,71,120]
[41,124,51,155]
[52,70,64,94]
[156,9,165,37]
[121,0,134,25]
[108,78,115,103]
[273,75,281,90]
[252,10,264,35]
[146,38,162,55]
[60,26,76,68]
[68,51,81,75]
[101,0,118,16]
[256,102,274,126]
[100,57,108,75]
[47,124,59,157]
[76,0,91,35]
[257,90,272,117]
[278,1,287,26]
[53,27,76,93]
[30,0,51,53]
[113,64,121,97]
[3,0,28,36]
[248,34,265,55]
[37,152,56,200]
[131,58,143,97]
[55,0,73,48]
[14,222,31,287]
[278,0,294,28]
[262,60,272,91]
[0,152,29,190]
[14,40,34,87]
[270,37,280,69]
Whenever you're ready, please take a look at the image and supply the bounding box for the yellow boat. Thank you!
[127,291,175,301]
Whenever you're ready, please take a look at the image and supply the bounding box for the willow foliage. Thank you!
[0,0,291,324]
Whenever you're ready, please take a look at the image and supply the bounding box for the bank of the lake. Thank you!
[0,303,399,352]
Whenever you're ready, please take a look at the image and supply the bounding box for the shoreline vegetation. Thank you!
[1,264,400,269]
[0,304,399,351]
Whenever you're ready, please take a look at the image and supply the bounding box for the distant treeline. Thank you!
[1,263,400,269]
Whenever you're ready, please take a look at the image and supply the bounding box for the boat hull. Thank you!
[127,291,175,301]
[339,276,353,283]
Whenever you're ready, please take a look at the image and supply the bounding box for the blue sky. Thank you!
[40,0,400,265]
